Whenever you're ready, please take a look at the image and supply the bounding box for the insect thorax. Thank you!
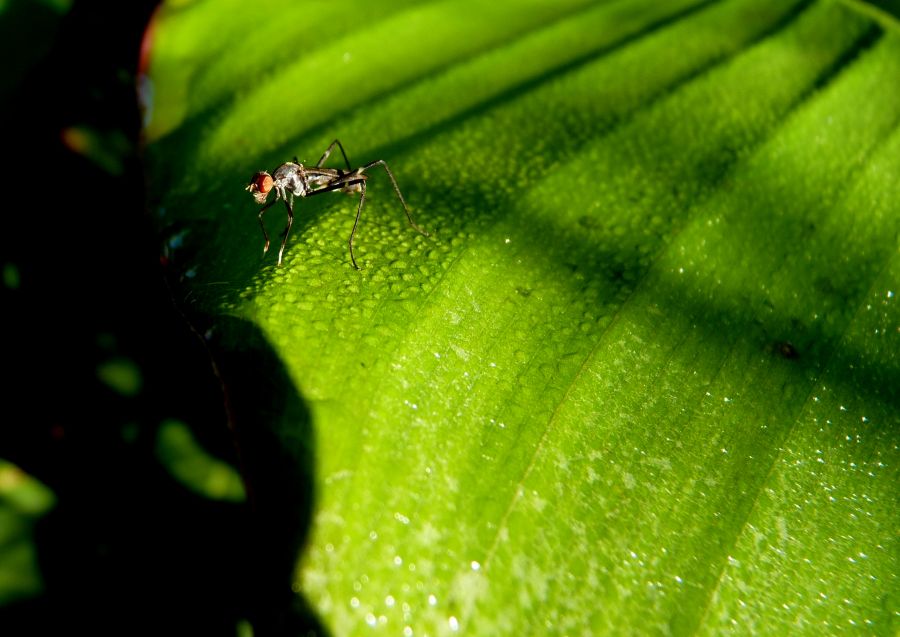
[273,163,308,197]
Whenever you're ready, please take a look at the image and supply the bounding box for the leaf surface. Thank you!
[142,0,900,633]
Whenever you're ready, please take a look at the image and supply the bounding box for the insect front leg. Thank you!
[317,139,353,171]
[258,197,278,255]
[362,159,429,236]
[278,194,295,266]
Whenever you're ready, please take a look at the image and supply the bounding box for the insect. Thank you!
[245,139,428,268]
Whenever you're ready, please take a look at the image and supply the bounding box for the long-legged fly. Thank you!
[245,139,428,268]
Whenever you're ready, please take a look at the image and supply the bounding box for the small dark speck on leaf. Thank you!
[578,215,598,229]
[775,341,799,359]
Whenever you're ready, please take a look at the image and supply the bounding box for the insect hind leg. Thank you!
[362,159,429,236]
[348,181,367,270]
[317,139,353,171]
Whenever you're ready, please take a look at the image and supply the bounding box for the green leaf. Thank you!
[840,0,900,31]
[155,419,247,502]
[143,0,900,634]
[0,461,56,604]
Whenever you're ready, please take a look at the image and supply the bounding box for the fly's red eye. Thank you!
[246,172,273,195]
[255,173,273,193]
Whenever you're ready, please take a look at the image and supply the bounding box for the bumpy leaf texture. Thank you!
[142,0,899,634]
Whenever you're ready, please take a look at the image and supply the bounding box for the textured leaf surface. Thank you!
[142,0,900,634]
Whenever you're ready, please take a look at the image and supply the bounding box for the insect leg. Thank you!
[258,197,278,255]
[348,181,367,270]
[317,139,352,171]
[278,194,294,266]
[362,159,429,236]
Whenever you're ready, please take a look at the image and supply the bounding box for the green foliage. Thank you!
[155,419,246,502]
[841,0,900,30]
[143,0,899,633]
[0,461,55,604]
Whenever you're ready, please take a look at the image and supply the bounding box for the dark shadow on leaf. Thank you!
[212,314,327,637]
[0,1,327,633]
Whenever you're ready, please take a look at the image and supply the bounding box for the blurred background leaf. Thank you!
[841,0,900,31]
[0,461,55,605]
[0,2,295,635]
